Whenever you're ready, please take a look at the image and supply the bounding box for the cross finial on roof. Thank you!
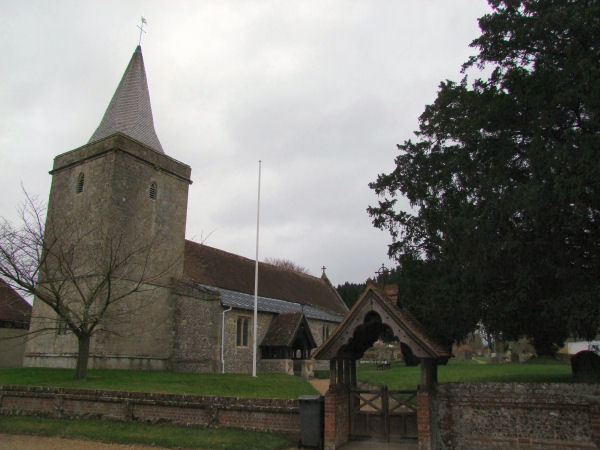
[375,264,388,277]
[321,266,327,276]
[137,17,147,46]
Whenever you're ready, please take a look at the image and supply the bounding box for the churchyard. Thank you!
[0,357,588,448]
[0,357,571,397]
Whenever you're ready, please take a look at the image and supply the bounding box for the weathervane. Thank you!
[137,17,147,46]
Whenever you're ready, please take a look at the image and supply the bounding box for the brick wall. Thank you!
[416,391,431,450]
[324,388,350,450]
[433,383,600,449]
[0,385,300,437]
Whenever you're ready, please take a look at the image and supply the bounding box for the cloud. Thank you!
[0,0,490,285]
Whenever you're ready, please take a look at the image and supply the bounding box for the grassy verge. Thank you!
[356,358,572,390]
[0,416,293,449]
[0,368,317,399]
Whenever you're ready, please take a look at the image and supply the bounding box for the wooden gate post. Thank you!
[382,385,390,442]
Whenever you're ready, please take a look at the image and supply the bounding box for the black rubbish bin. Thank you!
[298,394,324,448]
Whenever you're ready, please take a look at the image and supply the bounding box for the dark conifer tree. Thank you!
[369,0,600,355]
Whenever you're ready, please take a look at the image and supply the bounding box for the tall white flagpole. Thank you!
[253,160,262,377]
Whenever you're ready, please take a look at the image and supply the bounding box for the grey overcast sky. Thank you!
[0,1,491,286]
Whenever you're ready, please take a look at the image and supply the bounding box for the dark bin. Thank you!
[298,394,324,448]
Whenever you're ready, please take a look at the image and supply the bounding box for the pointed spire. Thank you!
[89,46,164,153]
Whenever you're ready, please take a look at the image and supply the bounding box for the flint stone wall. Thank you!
[0,328,27,368]
[434,383,600,449]
[0,385,300,437]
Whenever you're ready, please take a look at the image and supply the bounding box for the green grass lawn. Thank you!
[0,368,318,398]
[0,416,293,449]
[356,357,573,390]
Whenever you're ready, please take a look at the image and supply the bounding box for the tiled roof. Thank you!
[314,282,450,360]
[201,284,343,323]
[260,312,316,348]
[0,279,32,324]
[184,240,348,316]
[89,46,164,153]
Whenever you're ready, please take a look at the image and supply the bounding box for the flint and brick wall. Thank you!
[0,385,300,437]
[433,383,600,449]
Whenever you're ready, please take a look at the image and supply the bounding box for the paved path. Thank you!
[338,439,418,449]
[0,433,164,450]
[309,377,329,394]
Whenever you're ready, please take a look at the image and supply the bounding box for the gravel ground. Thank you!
[309,378,329,394]
[0,433,167,450]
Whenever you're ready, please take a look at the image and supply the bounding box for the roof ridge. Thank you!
[185,240,325,283]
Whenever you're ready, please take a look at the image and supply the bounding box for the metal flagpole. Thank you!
[253,160,262,377]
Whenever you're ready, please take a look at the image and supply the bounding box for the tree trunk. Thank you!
[75,334,90,379]
[532,336,558,358]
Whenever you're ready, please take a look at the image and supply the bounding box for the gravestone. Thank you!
[571,351,600,383]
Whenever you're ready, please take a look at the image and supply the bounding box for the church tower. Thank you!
[24,46,191,370]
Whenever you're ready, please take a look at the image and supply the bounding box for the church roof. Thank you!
[204,284,343,322]
[260,312,317,348]
[0,279,31,325]
[183,240,349,317]
[89,46,164,153]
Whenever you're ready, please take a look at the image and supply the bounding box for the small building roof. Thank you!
[184,240,348,317]
[89,46,164,153]
[314,282,450,361]
[0,279,32,325]
[260,312,316,348]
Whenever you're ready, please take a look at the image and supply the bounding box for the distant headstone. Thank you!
[571,351,600,383]
[519,353,533,363]
[457,349,472,360]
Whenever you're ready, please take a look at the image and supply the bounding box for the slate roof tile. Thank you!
[89,46,164,153]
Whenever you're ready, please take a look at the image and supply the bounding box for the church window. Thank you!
[76,172,85,194]
[236,316,249,347]
[149,182,157,199]
[322,325,330,342]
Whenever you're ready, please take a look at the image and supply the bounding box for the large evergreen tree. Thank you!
[368,0,600,355]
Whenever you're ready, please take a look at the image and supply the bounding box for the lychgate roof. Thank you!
[184,240,349,316]
[89,46,164,153]
[314,283,450,361]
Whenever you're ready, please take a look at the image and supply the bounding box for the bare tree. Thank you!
[264,257,310,274]
[0,193,171,379]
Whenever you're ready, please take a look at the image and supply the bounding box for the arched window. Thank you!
[149,182,157,199]
[76,172,85,194]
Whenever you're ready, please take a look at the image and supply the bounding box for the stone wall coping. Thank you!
[0,385,299,413]
[436,382,600,409]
